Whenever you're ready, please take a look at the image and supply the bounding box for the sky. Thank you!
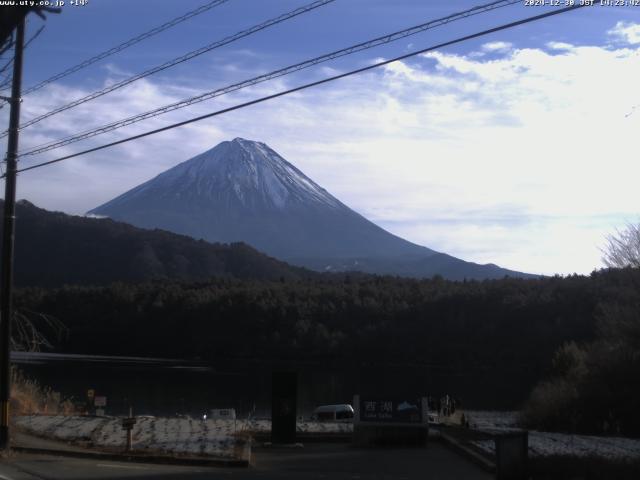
[1,0,640,276]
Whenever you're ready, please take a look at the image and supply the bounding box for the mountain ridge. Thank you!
[1,199,311,287]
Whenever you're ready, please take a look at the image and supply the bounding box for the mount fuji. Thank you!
[89,138,532,280]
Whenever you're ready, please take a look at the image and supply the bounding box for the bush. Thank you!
[10,368,75,416]
[522,378,580,432]
[523,301,640,437]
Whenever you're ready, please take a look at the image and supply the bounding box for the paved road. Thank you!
[0,442,492,480]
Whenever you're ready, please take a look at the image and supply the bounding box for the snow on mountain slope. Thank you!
[102,138,342,212]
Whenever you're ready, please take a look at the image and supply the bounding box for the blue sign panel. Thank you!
[359,398,422,423]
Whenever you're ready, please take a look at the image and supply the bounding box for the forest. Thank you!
[14,267,640,435]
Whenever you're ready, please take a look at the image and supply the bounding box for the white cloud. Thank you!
[546,41,574,51]
[481,41,513,52]
[608,21,640,44]
[5,28,640,276]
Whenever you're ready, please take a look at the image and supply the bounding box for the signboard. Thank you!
[94,396,107,407]
[95,408,105,417]
[122,417,137,429]
[87,389,95,399]
[210,408,236,420]
[359,398,423,423]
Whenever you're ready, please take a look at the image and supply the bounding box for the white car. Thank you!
[311,404,354,422]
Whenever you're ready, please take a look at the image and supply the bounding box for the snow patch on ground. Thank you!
[464,410,521,432]
[464,411,640,461]
[237,419,352,434]
[472,432,640,461]
[15,415,244,459]
[15,416,352,458]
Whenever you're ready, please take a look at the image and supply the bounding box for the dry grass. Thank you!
[10,368,75,416]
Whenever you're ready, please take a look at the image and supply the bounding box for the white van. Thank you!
[311,404,354,422]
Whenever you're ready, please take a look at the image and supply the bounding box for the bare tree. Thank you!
[602,223,640,269]
[12,309,67,352]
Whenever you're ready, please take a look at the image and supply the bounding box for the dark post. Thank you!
[122,406,136,452]
[271,371,297,444]
[0,17,25,450]
[495,431,529,480]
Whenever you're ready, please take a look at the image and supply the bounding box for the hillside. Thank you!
[0,199,310,287]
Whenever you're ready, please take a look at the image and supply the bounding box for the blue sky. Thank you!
[2,0,640,275]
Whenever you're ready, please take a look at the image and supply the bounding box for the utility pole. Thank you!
[0,16,25,450]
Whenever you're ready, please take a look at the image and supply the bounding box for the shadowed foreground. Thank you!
[1,442,492,480]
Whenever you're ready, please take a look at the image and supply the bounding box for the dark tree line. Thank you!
[14,270,636,371]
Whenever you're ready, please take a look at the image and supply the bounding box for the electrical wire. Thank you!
[0,24,45,84]
[11,3,590,177]
[0,56,15,80]
[19,0,232,97]
[0,33,13,58]
[0,25,46,108]
[19,0,521,156]
[4,0,336,136]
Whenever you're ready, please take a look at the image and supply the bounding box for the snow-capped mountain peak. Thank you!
[88,138,532,279]
[124,137,341,211]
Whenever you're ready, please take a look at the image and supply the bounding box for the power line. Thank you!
[24,24,45,49]
[1,23,44,72]
[18,0,232,97]
[19,0,521,157]
[3,0,336,136]
[0,9,60,92]
[0,51,16,83]
[0,34,12,58]
[0,25,45,99]
[11,3,589,177]
[0,73,11,92]
[0,77,12,92]
[0,25,45,90]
